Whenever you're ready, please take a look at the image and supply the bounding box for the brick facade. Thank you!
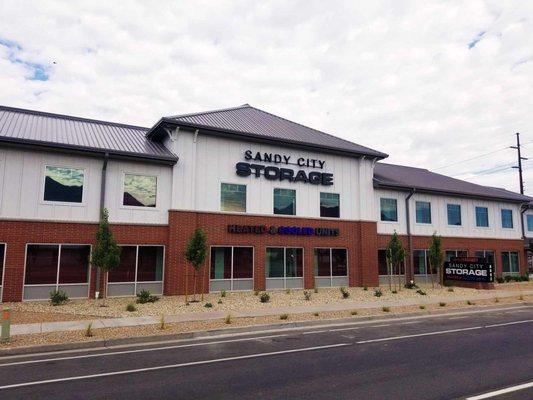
[377,234,527,280]
[0,214,527,302]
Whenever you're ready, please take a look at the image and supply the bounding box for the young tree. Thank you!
[386,231,406,291]
[428,232,444,288]
[91,208,121,305]
[185,228,207,302]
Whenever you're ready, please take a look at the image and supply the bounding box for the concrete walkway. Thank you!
[9,289,533,336]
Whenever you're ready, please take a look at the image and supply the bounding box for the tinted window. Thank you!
[108,246,136,282]
[210,247,232,279]
[137,246,164,282]
[501,209,513,229]
[58,245,90,284]
[475,206,489,227]
[447,204,461,226]
[25,245,59,285]
[44,166,84,203]
[415,201,431,224]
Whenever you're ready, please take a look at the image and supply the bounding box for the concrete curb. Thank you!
[1,302,530,357]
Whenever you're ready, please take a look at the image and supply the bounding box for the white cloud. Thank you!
[1,0,533,193]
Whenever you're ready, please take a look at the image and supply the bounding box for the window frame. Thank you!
[380,198,398,223]
[121,172,159,210]
[23,243,92,300]
[107,244,166,296]
[415,201,432,224]
[475,206,490,228]
[319,192,340,219]
[446,203,462,226]
[413,249,431,275]
[273,188,296,216]
[209,245,254,291]
[501,251,520,276]
[41,164,87,206]
[500,208,514,229]
[220,182,247,213]
[313,247,348,286]
[265,247,304,288]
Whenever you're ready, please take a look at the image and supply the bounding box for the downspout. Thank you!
[405,189,416,282]
[520,202,529,276]
[95,152,109,297]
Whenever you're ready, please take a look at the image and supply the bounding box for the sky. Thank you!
[1,0,533,194]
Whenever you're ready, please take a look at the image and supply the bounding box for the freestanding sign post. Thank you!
[444,257,494,283]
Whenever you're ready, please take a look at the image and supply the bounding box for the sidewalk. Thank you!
[10,288,533,336]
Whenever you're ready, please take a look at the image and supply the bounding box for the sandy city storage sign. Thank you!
[235,150,334,186]
[444,257,494,283]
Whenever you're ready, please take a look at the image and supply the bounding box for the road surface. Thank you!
[0,305,532,399]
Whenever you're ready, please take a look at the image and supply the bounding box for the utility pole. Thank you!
[511,132,527,194]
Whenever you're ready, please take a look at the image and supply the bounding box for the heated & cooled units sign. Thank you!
[444,257,494,283]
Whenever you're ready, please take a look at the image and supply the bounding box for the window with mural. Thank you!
[43,166,84,203]
[220,183,246,212]
[320,193,340,218]
[273,188,296,215]
[123,174,157,207]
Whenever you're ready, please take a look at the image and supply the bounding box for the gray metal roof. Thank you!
[374,162,532,203]
[0,105,177,164]
[149,104,388,159]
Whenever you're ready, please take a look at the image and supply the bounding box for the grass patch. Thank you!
[382,306,390,312]
[279,314,289,320]
[224,314,232,324]
[351,310,358,316]
[126,303,137,312]
[419,305,426,310]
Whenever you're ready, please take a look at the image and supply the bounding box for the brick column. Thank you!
[304,246,315,289]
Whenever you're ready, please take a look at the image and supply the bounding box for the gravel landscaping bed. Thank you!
[1,295,530,349]
[2,282,531,322]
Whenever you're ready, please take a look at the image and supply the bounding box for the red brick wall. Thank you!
[0,220,168,302]
[168,210,379,295]
[377,234,527,279]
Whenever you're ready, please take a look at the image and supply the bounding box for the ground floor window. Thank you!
[314,248,348,287]
[474,250,495,266]
[266,247,303,289]
[378,249,405,276]
[24,244,91,300]
[445,250,468,261]
[210,246,253,291]
[501,251,520,276]
[107,246,164,297]
[413,249,433,275]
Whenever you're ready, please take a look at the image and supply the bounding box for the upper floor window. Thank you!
[447,204,461,226]
[123,174,157,207]
[527,215,533,232]
[475,206,489,227]
[221,183,246,212]
[415,201,431,224]
[44,166,84,203]
[273,188,296,215]
[501,209,513,229]
[320,193,340,218]
[380,198,398,222]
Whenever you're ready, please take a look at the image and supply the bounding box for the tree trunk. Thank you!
[430,261,435,288]
[185,270,189,304]
[388,261,392,291]
[193,270,198,302]
[201,266,205,302]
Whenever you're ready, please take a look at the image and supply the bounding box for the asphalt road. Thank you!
[0,305,532,400]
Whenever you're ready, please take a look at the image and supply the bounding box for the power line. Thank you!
[433,147,509,170]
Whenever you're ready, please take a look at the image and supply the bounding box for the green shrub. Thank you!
[416,289,427,296]
[374,288,383,297]
[313,312,319,317]
[204,302,213,308]
[404,281,418,289]
[419,305,426,310]
[340,287,350,299]
[443,280,454,287]
[159,315,166,330]
[280,313,289,320]
[254,290,259,296]
[439,302,446,307]
[50,290,69,306]
[494,297,499,303]
[85,322,93,337]
[520,275,530,282]
[224,314,232,324]
[504,275,513,283]
[136,290,159,304]
[363,286,368,291]
[217,299,223,304]
[126,303,137,312]
[285,288,291,294]
[447,287,454,292]
[351,310,358,315]
[392,290,397,294]
[467,300,475,305]
[496,277,505,284]
[260,292,270,303]
[221,289,227,298]
[519,294,524,300]
[382,306,390,312]
[303,290,312,301]
[314,286,319,293]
